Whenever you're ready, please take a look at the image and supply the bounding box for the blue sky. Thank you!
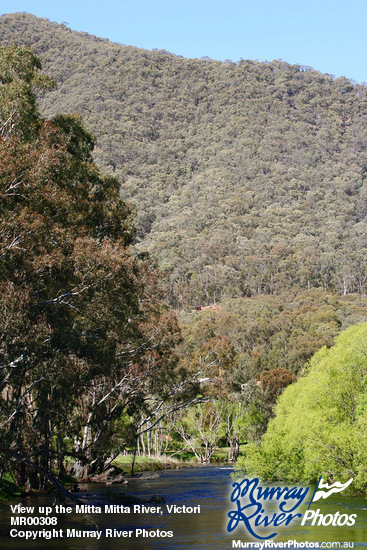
[2,0,367,83]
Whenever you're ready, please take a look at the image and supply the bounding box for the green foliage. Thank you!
[179,289,367,381]
[238,323,367,492]
[173,402,227,463]
[0,44,183,489]
[2,15,367,482]
[0,44,55,139]
[1,13,367,305]
[222,391,266,461]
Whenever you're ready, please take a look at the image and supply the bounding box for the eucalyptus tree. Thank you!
[0,45,186,491]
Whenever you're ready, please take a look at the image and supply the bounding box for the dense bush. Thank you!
[238,324,367,492]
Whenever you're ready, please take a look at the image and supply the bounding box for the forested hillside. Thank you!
[1,13,367,307]
[1,14,367,492]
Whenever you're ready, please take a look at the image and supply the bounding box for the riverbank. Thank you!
[0,451,230,502]
[0,455,197,502]
[0,477,23,502]
[112,454,196,477]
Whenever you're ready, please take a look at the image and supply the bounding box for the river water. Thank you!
[0,466,366,549]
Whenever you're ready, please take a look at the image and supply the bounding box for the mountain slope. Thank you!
[1,12,367,306]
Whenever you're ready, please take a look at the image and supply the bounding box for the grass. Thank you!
[113,448,231,476]
[0,474,24,502]
[212,447,231,462]
[112,454,196,475]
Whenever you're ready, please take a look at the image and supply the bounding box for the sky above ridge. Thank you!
[1,0,367,83]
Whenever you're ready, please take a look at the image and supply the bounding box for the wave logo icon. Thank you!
[311,477,353,503]
[302,477,356,527]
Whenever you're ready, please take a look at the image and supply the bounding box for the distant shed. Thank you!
[195,304,222,312]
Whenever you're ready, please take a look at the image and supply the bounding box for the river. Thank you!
[0,466,366,549]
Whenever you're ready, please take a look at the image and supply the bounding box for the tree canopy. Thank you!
[1,15,367,490]
[1,13,367,307]
[238,323,367,492]
[0,44,184,490]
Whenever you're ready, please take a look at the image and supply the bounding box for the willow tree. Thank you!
[238,323,367,492]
